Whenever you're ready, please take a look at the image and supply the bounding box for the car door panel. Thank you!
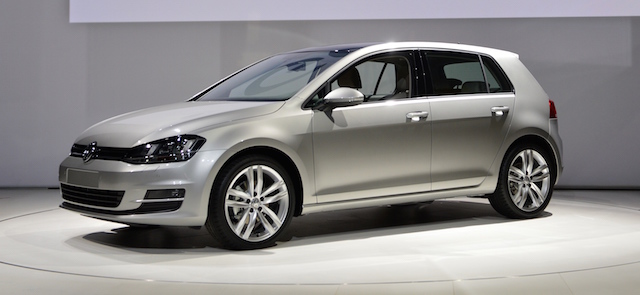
[430,93,515,190]
[312,99,431,203]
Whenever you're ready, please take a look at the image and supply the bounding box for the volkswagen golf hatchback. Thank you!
[59,42,563,250]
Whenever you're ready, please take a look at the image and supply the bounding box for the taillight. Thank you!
[549,99,557,119]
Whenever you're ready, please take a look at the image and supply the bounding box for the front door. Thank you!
[311,51,432,203]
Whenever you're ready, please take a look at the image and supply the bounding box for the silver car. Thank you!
[59,42,563,250]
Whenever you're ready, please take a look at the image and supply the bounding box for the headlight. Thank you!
[124,135,206,164]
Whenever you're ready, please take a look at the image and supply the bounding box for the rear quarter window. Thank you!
[481,56,514,93]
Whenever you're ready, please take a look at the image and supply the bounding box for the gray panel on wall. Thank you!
[0,1,88,187]
[1,0,639,188]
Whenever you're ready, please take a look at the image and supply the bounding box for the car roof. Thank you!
[288,42,518,59]
[289,43,378,54]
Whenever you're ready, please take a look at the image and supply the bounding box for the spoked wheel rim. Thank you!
[224,164,290,242]
[507,149,551,212]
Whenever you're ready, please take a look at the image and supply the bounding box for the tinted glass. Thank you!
[425,51,487,95]
[481,56,514,93]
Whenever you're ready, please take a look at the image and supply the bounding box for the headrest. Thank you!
[461,81,487,94]
[337,67,362,89]
[396,77,409,92]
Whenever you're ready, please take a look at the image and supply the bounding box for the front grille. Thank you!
[70,144,130,161]
[61,184,124,208]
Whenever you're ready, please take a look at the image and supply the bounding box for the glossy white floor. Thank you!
[1,189,640,295]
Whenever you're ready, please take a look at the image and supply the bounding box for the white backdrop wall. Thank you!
[1,0,639,188]
[68,0,640,22]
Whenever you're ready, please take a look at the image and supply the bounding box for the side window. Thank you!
[425,51,488,95]
[329,53,412,102]
[481,56,514,93]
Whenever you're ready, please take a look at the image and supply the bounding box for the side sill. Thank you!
[301,186,493,215]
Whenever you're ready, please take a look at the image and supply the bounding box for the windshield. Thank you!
[196,50,350,102]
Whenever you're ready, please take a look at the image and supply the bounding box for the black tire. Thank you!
[489,144,555,219]
[205,155,295,250]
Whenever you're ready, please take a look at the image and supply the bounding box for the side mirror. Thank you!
[319,87,364,110]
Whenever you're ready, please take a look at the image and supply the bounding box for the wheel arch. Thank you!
[214,146,305,217]
[504,134,559,183]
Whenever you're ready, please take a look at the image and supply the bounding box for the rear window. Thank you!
[424,51,513,95]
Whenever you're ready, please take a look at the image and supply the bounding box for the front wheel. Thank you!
[206,155,294,250]
[489,144,555,219]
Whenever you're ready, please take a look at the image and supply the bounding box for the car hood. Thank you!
[75,101,284,147]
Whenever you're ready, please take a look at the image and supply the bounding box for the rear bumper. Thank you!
[549,118,564,183]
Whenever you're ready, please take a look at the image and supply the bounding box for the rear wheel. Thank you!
[489,144,555,219]
[206,155,294,250]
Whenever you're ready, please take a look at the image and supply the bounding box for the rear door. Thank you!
[423,50,515,190]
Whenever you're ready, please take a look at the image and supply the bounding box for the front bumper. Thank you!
[58,150,224,226]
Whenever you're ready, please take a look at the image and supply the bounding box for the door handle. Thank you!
[406,111,429,122]
[491,106,510,116]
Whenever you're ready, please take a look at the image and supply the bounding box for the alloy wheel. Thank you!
[224,164,290,242]
[507,149,551,212]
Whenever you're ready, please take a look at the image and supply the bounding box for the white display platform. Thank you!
[1,189,640,294]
